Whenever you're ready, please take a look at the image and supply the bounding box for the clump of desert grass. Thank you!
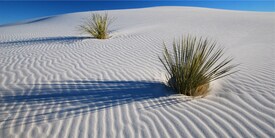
[159,36,237,97]
[79,12,114,39]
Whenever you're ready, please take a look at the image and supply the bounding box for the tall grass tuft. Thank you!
[159,36,237,97]
[79,12,114,39]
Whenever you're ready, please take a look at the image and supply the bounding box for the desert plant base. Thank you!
[192,83,209,97]
[168,77,209,97]
[96,35,109,39]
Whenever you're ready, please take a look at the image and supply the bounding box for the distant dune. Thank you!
[0,7,274,138]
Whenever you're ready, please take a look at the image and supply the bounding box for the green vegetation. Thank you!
[159,36,237,97]
[79,12,114,39]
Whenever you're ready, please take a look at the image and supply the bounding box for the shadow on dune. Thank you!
[0,80,183,128]
[0,36,92,46]
[0,16,55,27]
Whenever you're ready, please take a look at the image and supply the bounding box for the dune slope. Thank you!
[0,7,274,138]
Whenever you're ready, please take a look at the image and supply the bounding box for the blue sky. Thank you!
[0,1,274,25]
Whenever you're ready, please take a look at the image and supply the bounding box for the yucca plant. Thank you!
[79,12,114,39]
[159,36,237,97]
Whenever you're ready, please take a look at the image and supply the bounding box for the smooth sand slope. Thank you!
[0,7,274,138]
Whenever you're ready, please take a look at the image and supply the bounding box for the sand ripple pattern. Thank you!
[0,7,274,138]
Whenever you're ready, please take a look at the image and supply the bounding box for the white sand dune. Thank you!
[0,7,274,138]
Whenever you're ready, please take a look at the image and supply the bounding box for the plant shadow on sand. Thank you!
[0,36,92,46]
[0,80,190,129]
